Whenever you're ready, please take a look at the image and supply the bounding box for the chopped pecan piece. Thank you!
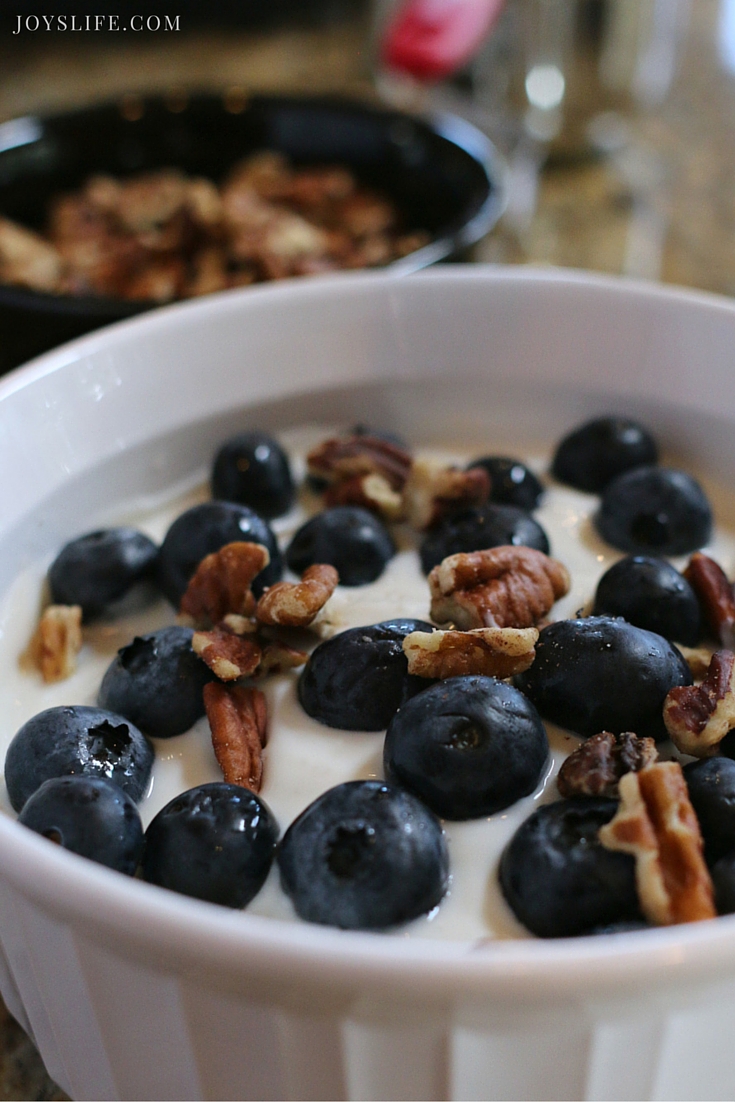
[204,682,267,792]
[192,626,262,681]
[684,552,735,649]
[324,472,404,521]
[557,731,658,798]
[402,459,490,530]
[257,639,309,676]
[0,216,62,292]
[256,564,338,628]
[675,644,714,681]
[306,434,412,490]
[429,545,571,630]
[403,626,538,680]
[663,649,735,756]
[28,604,82,683]
[599,761,716,925]
[180,541,269,625]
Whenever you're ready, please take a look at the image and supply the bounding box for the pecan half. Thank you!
[307,434,411,490]
[28,604,82,683]
[180,541,269,625]
[192,626,262,681]
[324,473,404,521]
[684,552,735,649]
[557,731,658,798]
[403,626,538,680]
[256,564,339,628]
[402,459,490,530]
[203,682,267,792]
[429,545,571,630]
[599,761,716,925]
[663,649,735,756]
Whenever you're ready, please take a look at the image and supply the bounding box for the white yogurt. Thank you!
[1,425,734,942]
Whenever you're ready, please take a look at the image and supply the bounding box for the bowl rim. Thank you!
[3,264,735,995]
[0,91,507,315]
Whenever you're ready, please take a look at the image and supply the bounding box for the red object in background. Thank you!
[381,0,506,83]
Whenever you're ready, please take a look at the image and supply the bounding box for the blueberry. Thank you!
[286,506,394,586]
[515,616,692,741]
[298,619,435,730]
[420,504,550,575]
[157,501,282,606]
[499,798,640,937]
[142,783,279,908]
[277,780,448,929]
[211,432,295,519]
[711,853,735,914]
[98,626,215,739]
[384,676,548,819]
[48,527,158,619]
[467,456,544,511]
[551,416,658,493]
[596,467,712,556]
[18,776,144,875]
[5,705,153,812]
[684,757,735,863]
[592,556,701,646]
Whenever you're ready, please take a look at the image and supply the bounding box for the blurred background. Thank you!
[0,0,734,1095]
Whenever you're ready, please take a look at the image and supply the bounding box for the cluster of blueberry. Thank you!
[7,415,735,938]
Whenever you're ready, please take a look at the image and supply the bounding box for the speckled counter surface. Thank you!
[1,3,735,1098]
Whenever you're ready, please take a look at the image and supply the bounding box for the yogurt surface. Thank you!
[1,425,734,942]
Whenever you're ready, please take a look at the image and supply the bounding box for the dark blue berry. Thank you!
[384,676,548,819]
[277,780,448,929]
[592,555,701,646]
[596,467,712,556]
[142,783,279,908]
[711,853,735,914]
[552,416,658,493]
[298,619,434,731]
[420,504,550,575]
[48,528,158,619]
[515,616,692,741]
[499,798,640,937]
[18,776,144,875]
[467,456,544,510]
[286,506,394,586]
[211,432,295,519]
[5,705,153,812]
[684,757,735,863]
[157,501,282,606]
[98,626,215,740]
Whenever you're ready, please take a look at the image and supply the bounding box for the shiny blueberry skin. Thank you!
[384,676,548,820]
[48,527,158,620]
[286,506,394,586]
[551,416,658,493]
[277,780,448,930]
[298,619,435,731]
[420,504,550,575]
[157,501,282,606]
[5,705,153,812]
[499,798,640,937]
[142,783,279,908]
[18,776,144,875]
[211,431,295,519]
[596,466,712,556]
[467,456,544,511]
[684,757,735,863]
[98,625,215,740]
[592,555,701,646]
[515,616,692,741]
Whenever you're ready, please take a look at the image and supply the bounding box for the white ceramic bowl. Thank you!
[4,267,735,1102]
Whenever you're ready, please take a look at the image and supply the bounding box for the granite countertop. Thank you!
[1,3,734,1097]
